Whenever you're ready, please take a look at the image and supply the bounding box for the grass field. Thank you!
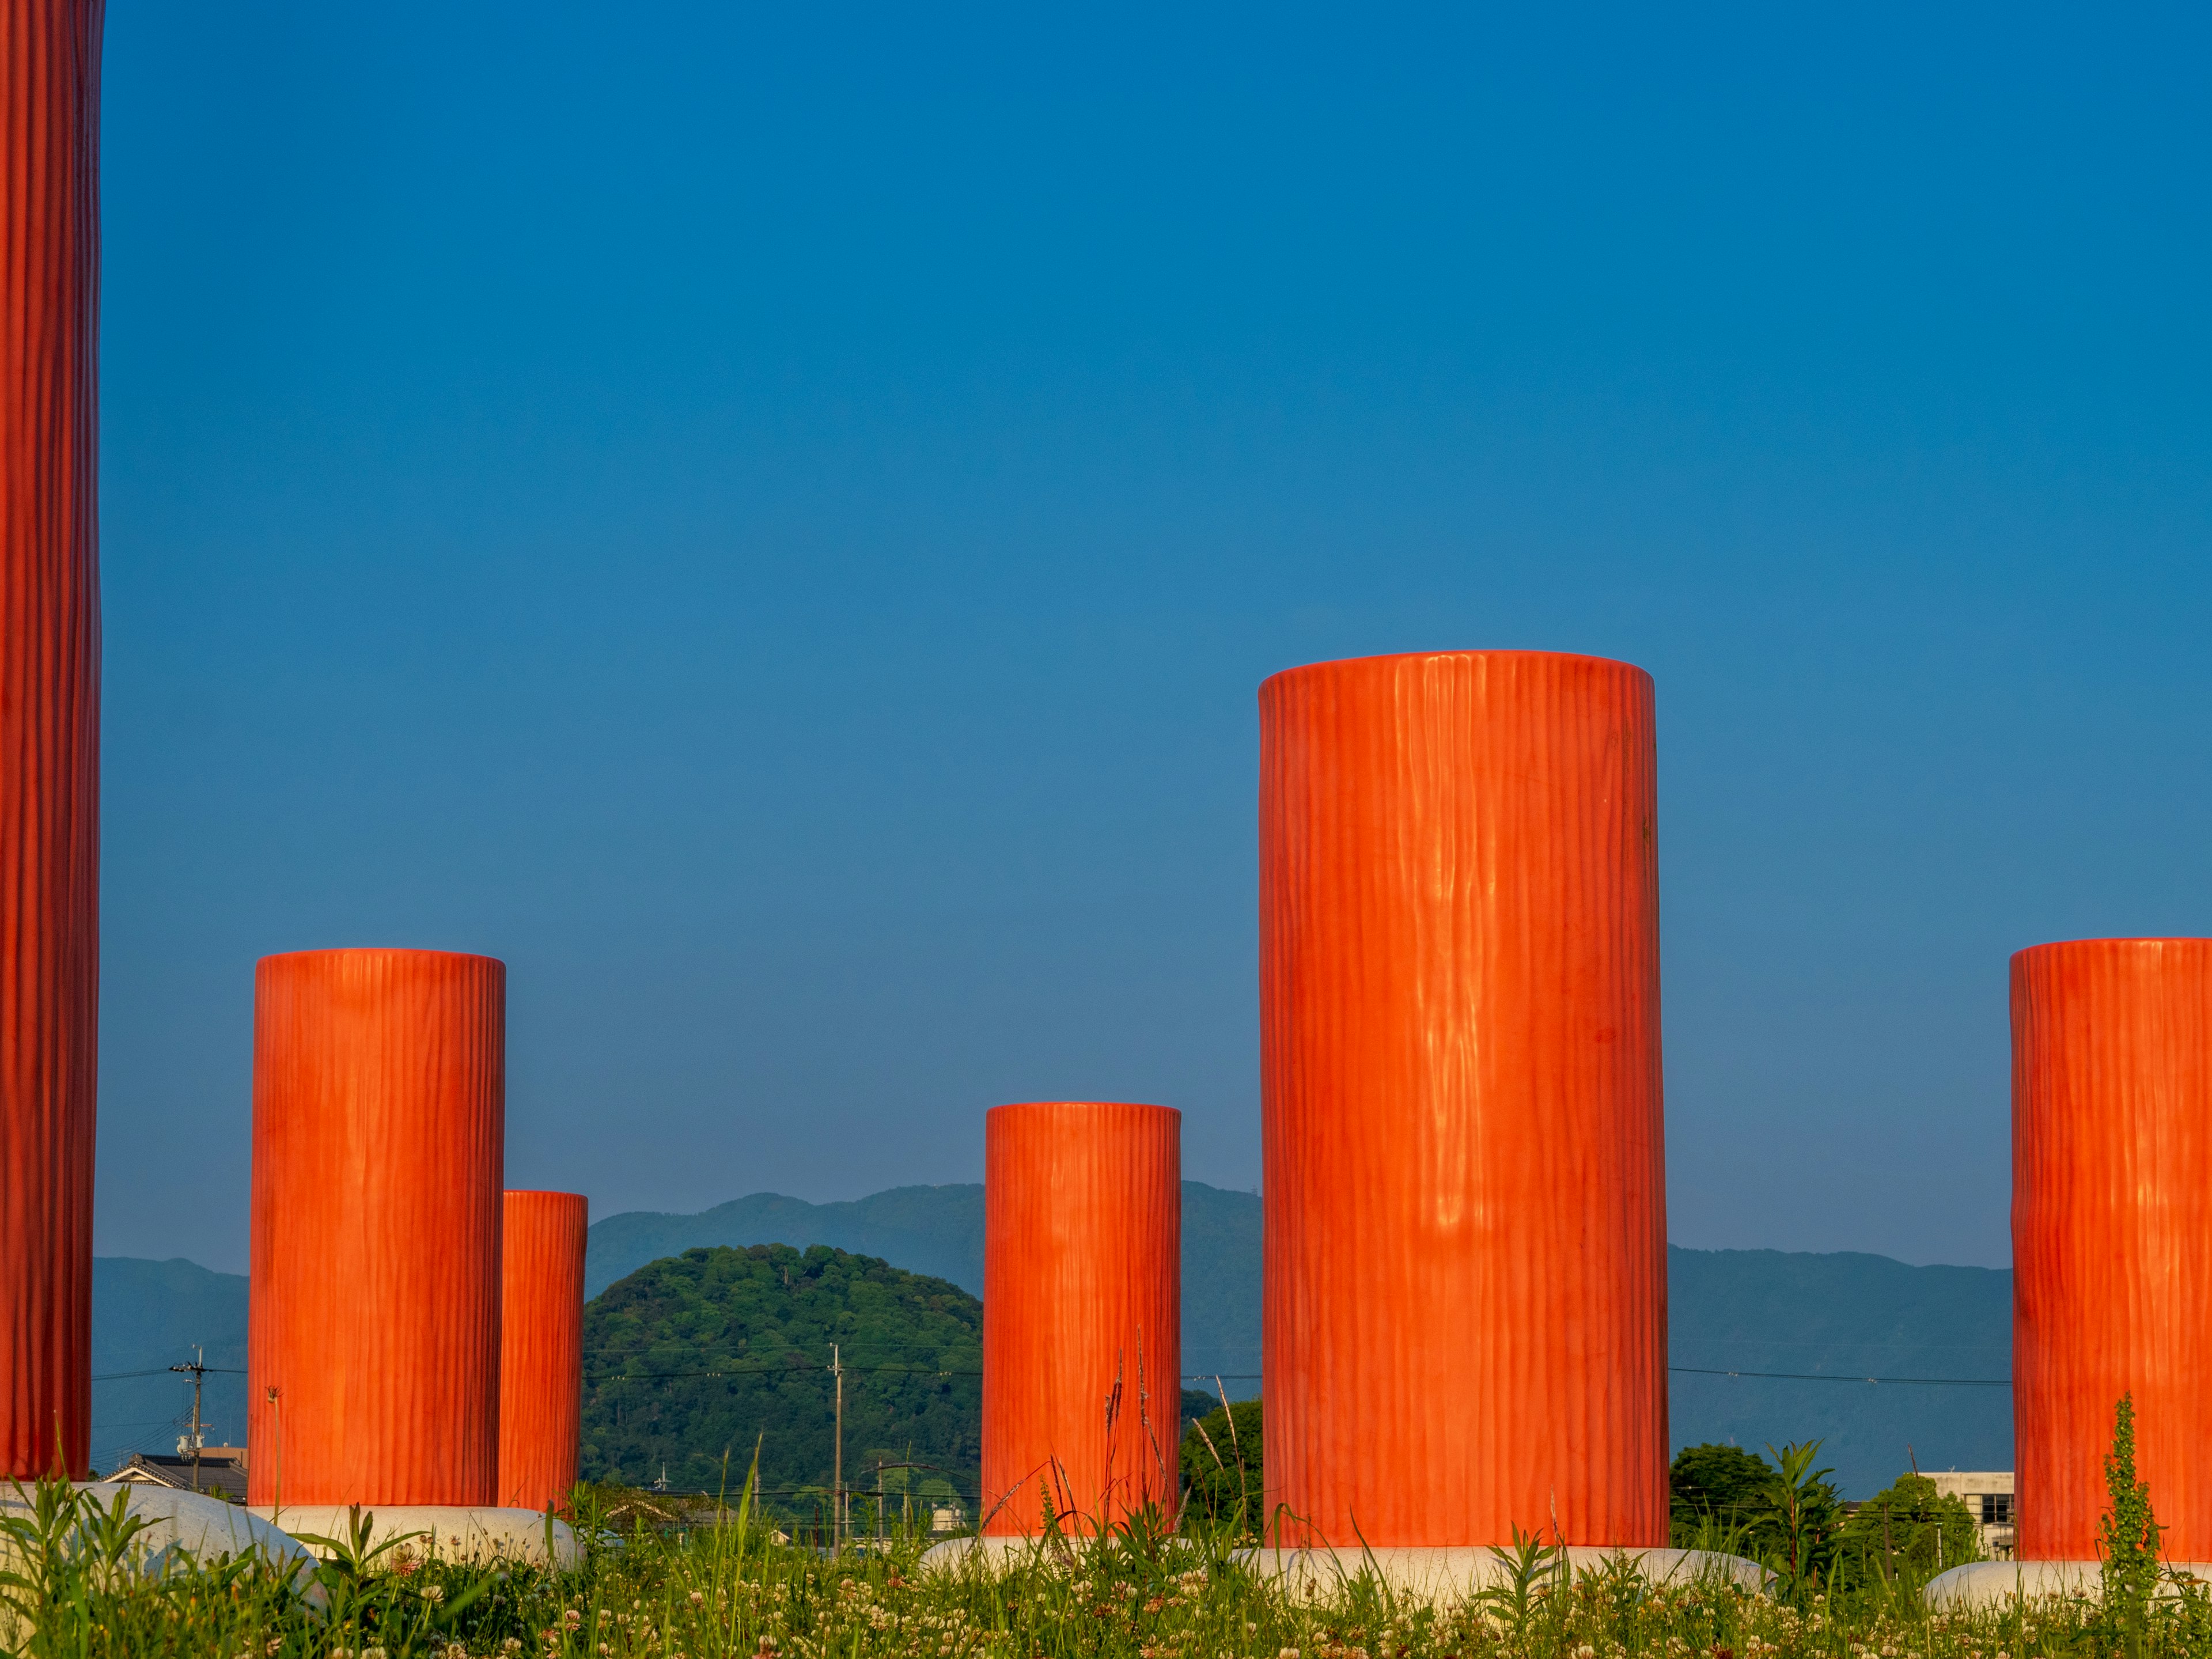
[1,1473,2206,1659]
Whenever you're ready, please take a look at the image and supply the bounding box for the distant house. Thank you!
[1924,1470,2016,1559]
[108,1446,248,1505]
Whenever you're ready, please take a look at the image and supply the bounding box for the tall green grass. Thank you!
[2,1467,2206,1659]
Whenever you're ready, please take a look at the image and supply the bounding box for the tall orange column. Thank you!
[2013,938,2212,1560]
[1260,651,1666,1548]
[499,1189,588,1511]
[248,949,505,1508]
[981,1101,1180,1535]
[0,0,104,1480]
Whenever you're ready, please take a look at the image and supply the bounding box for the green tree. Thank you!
[1669,1442,1779,1551]
[1833,1472,1979,1588]
[1179,1399,1262,1536]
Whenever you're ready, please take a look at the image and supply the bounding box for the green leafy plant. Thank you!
[1762,1440,1841,1600]
[2100,1392,2162,1658]
[1476,1524,1565,1646]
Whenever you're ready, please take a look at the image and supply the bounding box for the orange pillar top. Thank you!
[1260,650,1667,1548]
[247,949,506,1508]
[0,0,104,1480]
[981,1101,1180,1535]
[499,1189,589,1512]
[2014,938,2212,1560]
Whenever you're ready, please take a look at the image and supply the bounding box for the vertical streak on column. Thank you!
[981,1101,1180,1535]
[2014,938,2212,1560]
[500,1189,589,1511]
[0,0,104,1479]
[1260,651,1667,1548]
[248,949,506,1507]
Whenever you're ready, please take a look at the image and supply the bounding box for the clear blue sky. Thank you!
[94,2,2211,1274]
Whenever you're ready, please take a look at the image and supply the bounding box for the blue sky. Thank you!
[94,2,2211,1272]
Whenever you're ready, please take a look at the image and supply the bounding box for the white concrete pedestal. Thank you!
[45,1483,316,1579]
[919,1535,1075,1573]
[248,1505,579,1567]
[1237,1544,1768,1602]
[1924,1559,2212,1608]
[0,1482,321,1643]
[920,1536,1766,1602]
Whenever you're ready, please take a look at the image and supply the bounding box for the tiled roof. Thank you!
[108,1452,248,1503]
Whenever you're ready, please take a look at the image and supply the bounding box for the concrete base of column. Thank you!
[921,1536,1766,1600]
[1925,1560,2212,1608]
[1236,1544,1768,1602]
[51,1483,317,1580]
[249,1504,579,1567]
[0,1483,323,1645]
[918,1535,1089,1573]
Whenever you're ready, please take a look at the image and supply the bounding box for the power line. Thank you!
[90,1355,2012,1388]
[1199,1369,2010,1387]
[585,1363,982,1382]
[1669,1366,2009,1387]
[585,1364,2012,1388]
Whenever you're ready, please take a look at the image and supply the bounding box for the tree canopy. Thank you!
[1832,1472,1980,1585]
[1179,1397,1263,1536]
[1669,1442,1776,1542]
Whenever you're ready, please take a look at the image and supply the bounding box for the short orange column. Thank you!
[2014,938,2212,1560]
[499,1190,589,1511]
[981,1101,1180,1535]
[1260,651,1667,1548]
[247,949,506,1508]
[0,0,104,1480]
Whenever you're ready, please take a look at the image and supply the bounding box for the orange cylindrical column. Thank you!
[499,1189,588,1511]
[0,0,104,1480]
[1260,651,1666,1548]
[981,1101,1180,1535]
[247,949,506,1507]
[2014,938,2212,1560]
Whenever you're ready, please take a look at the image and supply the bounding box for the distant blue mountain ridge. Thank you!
[92,1182,2011,1497]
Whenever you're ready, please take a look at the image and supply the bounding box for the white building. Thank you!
[1925,1471,2016,1559]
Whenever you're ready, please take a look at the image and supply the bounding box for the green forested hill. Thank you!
[579,1243,982,1502]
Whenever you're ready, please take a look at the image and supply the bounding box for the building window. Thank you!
[1980,1494,2014,1525]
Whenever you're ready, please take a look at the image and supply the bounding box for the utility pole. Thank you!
[830,1343,844,1549]
[169,1348,208,1494]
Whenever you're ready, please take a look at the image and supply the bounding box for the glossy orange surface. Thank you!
[0,0,104,1479]
[981,1101,1180,1535]
[1259,651,1667,1548]
[2013,938,2212,1560]
[499,1189,588,1511]
[247,949,505,1507]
